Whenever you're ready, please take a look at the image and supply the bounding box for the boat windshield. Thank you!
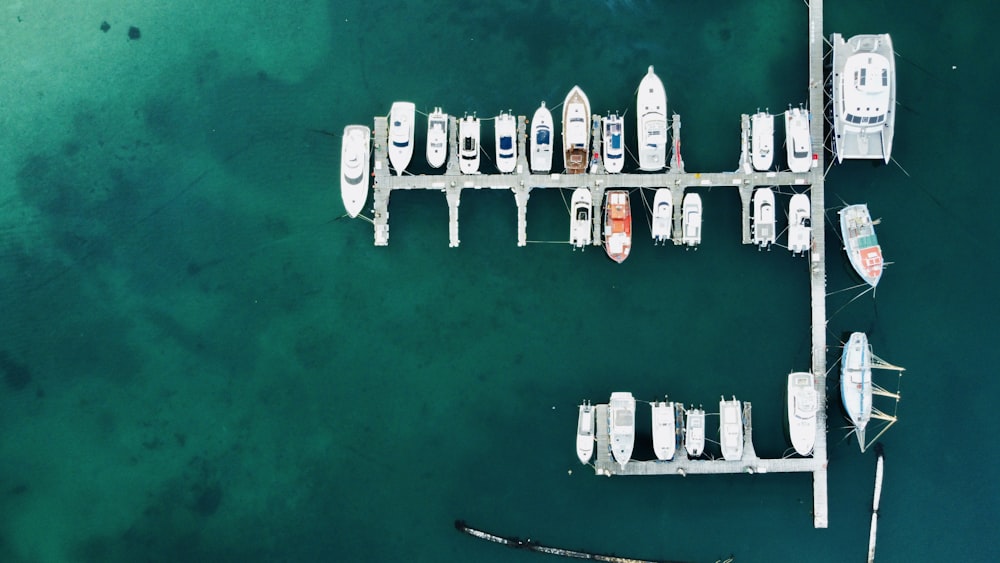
[535,129,550,145]
[611,135,622,150]
[576,207,589,221]
[500,136,513,151]
[463,137,476,152]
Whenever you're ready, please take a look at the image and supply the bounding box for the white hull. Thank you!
[458,115,481,175]
[388,101,415,175]
[788,193,811,255]
[784,107,812,173]
[609,391,636,469]
[831,33,896,163]
[562,86,591,174]
[495,112,517,173]
[684,408,705,457]
[576,401,595,464]
[681,192,702,247]
[842,332,873,448]
[719,397,744,461]
[752,187,776,249]
[751,112,774,171]
[650,188,672,244]
[839,204,883,288]
[340,125,371,218]
[637,66,667,171]
[569,187,592,249]
[426,108,448,169]
[787,372,818,456]
[530,102,554,173]
[651,401,676,461]
[603,114,624,173]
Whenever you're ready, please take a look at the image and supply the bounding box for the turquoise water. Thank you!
[1,1,996,561]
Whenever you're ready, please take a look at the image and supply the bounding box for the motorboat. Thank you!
[562,86,591,174]
[841,332,873,450]
[569,187,592,249]
[637,66,667,171]
[495,111,517,173]
[650,188,672,245]
[576,401,595,464]
[719,397,744,461]
[681,192,702,248]
[784,107,812,173]
[787,372,818,456]
[603,190,631,263]
[651,400,676,461]
[458,114,481,175]
[684,407,705,457]
[831,33,896,163]
[388,101,415,175]
[752,187,776,249]
[751,111,774,171]
[603,113,624,173]
[609,392,636,469]
[340,125,370,218]
[426,108,448,168]
[787,193,811,255]
[839,204,883,288]
[530,102,554,173]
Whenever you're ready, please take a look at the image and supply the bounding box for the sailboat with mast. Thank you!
[842,332,905,452]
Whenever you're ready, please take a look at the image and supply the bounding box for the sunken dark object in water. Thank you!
[100,21,110,33]
[128,26,141,40]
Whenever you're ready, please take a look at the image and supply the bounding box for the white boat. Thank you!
[787,193,811,255]
[839,203,883,288]
[530,102,554,173]
[719,397,744,461]
[494,111,517,173]
[425,108,448,169]
[684,407,705,457]
[603,190,631,263]
[603,113,624,173]
[787,372,818,456]
[388,101,415,175]
[576,401,595,464]
[831,33,896,163]
[752,187,776,249]
[637,66,667,171]
[681,192,702,248]
[609,391,636,469]
[751,111,774,171]
[651,400,676,461]
[650,188,672,245]
[784,107,812,173]
[841,332,873,449]
[340,125,371,218]
[569,187,592,249]
[458,114,481,175]
[562,86,591,174]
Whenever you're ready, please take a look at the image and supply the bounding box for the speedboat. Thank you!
[787,372,818,456]
[784,107,812,173]
[562,86,591,174]
[603,113,624,173]
[426,108,448,169]
[530,102,554,173]
[787,193,811,255]
[603,190,631,263]
[609,392,636,469]
[841,332,873,450]
[458,114,481,175]
[340,125,370,218]
[681,192,702,248]
[569,187,592,249]
[684,407,705,457]
[495,111,517,173]
[650,188,672,244]
[637,66,667,171]
[751,111,774,171]
[839,203,883,288]
[752,187,776,250]
[388,101,415,175]
[651,400,676,461]
[576,401,595,464]
[831,33,896,163]
[719,397,744,461]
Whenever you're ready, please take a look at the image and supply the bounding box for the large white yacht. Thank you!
[751,111,774,171]
[569,187,592,249]
[495,111,517,173]
[603,113,624,173]
[425,108,448,169]
[719,397,744,461]
[784,107,812,173]
[637,66,667,171]
[831,33,896,163]
[650,188,672,245]
[340,125,370,218]
[839,203,883,288]
[684,407,705,458]
[576,401,595,464]
[752,187,776,250]
[651,400,676,461]
[530,102,554,173]
[787,193,811,256]
[562,86,591,174]
[681,192,702,248]
[388,101,415,175]
[458,114,481,175]
[842,332,873,450]
[787,372,818,456]
[609,391,636,469]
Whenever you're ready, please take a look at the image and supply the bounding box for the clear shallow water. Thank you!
[0,1,996,561]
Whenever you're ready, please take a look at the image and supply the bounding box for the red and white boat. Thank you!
[839,204,883,288]
[603,190,631,263]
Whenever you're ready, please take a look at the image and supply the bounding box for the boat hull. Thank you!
[751,112,774,171]
[495,112,517,173]
[839,204,883,287]
[831,33,896,163]
[787,372,818,456]
[681,192,702,247]
[562,86,591,174]
[609,392,636,469]
[684,408,705,458]
[458,116,481,175]
[788,193,811,255]
[841,332,873,447]
[650,188,672,244]
[569,187,592,248]
[651,401,676,461]
[530,103,554,173]
[388,101,415,175]
[340,125,371,218]
[426,109,448,169]
[576,402,595,464]
[785,108,812,173]
[752,187,776,249]
[603,114,624,173]
[603,190,631,263]
[637,66,667,171]
[719,398,743,461]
